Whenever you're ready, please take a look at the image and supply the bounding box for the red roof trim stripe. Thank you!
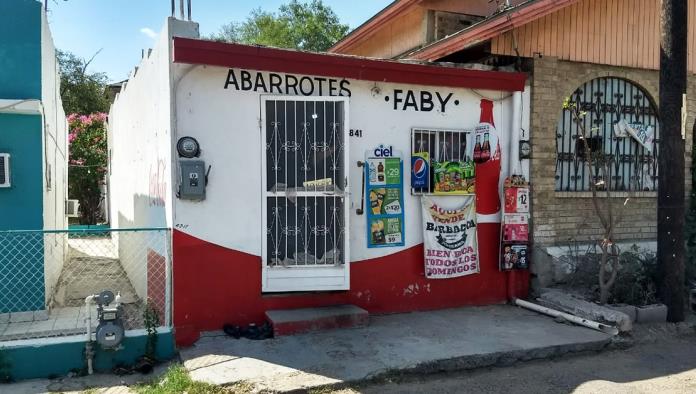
[407,0,581,61]
[172,37,527,92]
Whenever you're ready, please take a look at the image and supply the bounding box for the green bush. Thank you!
[564,245,660,306]
[608,245,659,306]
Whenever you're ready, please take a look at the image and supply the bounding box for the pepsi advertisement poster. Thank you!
[411,152,430,189]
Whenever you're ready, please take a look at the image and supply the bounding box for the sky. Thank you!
[47,0,393,83]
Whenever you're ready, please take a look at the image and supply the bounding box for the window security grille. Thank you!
[263,99,347,267]
[555,77,660,192]
[410,128,473,194]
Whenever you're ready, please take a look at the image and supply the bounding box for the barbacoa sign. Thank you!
[421,197,479,279]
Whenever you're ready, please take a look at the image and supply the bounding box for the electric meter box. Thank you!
[179,160,206,200]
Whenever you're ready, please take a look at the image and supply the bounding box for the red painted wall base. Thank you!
[172,226,529,347]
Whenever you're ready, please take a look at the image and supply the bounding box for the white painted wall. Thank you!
[108,18,199,300]
[40,10,68,306]
[172,65,531,262]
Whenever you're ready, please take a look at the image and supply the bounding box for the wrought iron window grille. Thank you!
[555,77,659,192]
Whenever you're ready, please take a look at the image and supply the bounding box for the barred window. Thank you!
[410,128,474,195]
[555,77,659,192]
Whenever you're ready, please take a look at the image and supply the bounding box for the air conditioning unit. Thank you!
[66,199,80,218]
[0,154,9,188]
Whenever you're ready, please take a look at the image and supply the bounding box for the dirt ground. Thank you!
[344,323,696,394]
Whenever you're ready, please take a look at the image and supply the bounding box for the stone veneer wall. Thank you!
[529,56,696,287]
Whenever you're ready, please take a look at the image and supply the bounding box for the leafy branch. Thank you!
[143,304,160,359]
[563,97,623,304]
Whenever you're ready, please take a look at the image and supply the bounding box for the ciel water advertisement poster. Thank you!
[365,144,405,248]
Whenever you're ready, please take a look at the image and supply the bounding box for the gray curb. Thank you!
[281,335,620,394]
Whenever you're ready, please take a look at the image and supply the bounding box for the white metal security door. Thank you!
[261,96,350,292]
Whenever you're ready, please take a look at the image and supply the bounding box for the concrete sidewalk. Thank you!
[181,305,615,392]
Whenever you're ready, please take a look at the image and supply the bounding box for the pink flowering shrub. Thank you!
[68,112,108,224]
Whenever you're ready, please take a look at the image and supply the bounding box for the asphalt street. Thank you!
[355,333,696,394]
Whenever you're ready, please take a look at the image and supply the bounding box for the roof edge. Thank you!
[172,37,527,92]
[329,0,421,54]
[405,0,580,61]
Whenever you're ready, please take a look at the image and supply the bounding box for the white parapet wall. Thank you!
[40,9,69,307]
[108,18,199,301]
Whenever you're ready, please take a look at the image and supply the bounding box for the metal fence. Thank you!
[0,228,171,341]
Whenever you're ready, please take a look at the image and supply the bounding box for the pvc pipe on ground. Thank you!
[514,298,619,336]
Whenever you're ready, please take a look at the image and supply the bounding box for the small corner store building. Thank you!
[107,20,531,347]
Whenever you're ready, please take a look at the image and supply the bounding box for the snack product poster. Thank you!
[433,131,476,195]
[365,151,405,248]
[421,196,479,279]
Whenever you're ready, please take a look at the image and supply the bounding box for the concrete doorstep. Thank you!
[180,305,615,393]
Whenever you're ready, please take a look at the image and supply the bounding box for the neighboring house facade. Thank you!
[331,0,696,288]
[0,0,68,312]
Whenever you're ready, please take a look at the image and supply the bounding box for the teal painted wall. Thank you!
[1,330,176,381]
[0,114,43,230]
[0,0,42,99]
[0,114,45,313]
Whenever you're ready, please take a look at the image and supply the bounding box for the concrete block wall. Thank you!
[529,56,696,287]
[432,11,483,41]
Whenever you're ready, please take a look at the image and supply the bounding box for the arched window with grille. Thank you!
[555,77,659,192]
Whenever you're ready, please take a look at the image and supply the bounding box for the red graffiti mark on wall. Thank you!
[149,159,167,207]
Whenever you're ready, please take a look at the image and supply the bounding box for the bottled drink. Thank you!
[476,98,501,215]
[473,135,482,163]
[369,162,377,183]
[481,132,491,162]
[377,161,385,182]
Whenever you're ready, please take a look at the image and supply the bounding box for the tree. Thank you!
[563,98,624,305]
[68,113,108,225]
[211,0,349,52]
[58,50,111,225]
[58,50,110,115]
[658,0,687,322]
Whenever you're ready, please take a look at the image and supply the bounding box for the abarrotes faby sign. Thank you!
[223,69,462,113]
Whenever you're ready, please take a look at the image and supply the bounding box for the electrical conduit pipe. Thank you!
[84,295,96,375]
[506,92,523,302]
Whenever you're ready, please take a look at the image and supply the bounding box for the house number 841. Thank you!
[349,129,363,138]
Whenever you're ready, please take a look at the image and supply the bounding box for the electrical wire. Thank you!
[471,89,513,102]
